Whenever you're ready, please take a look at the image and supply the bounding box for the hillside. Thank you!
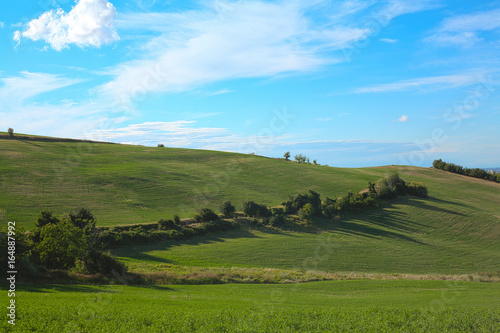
[1,134,499,275]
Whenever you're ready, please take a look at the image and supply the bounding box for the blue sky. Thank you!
[1,0,499,167]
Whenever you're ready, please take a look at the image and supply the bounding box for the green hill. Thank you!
[1,134,500,275]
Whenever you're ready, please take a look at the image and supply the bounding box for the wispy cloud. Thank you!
[103,1,366,103]
[315,117,332,122]
[87,121,245,150]
[100,0,441,106]
[14,0,119,51]
[0,71,83,102]
[380,38,398,43]
[425,7,500,48]
[351,73,484,94]
[397,115,409,122]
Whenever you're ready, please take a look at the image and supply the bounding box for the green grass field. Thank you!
[3,135,498,231]
[1,136,499,331]
[2,280,500,332]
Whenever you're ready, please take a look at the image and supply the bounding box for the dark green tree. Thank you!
[220,201,236,218]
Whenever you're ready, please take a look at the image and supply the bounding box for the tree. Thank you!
[294,154,306,163]
[157,144,165,147]
[243,201,269,218]
[35,211,60,228]
[220,201,235,218]
[284,151,291,160]
[68,207,96,230]
[194,208,218,222]
[7,128,14,137]
[33,220,84,270]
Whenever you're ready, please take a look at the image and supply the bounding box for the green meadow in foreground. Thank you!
[2,280,500,332]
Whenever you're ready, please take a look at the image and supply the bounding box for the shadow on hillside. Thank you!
[427,196,473,209]
[409,196,467,216]
[333,219,426,244]
[312,197,432,244]
[112,227,270,264]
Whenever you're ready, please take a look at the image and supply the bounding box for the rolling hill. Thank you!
[1,134,500,275]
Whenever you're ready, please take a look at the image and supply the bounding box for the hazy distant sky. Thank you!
[1,0,499,167]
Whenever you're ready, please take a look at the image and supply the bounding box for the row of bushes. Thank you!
[97,220,235,248]
[432,159,500,183]
[241,174,427,222]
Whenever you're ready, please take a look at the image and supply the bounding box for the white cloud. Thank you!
[376,0,440,22]
[101,1,382,105]
[425,8,500,48]
[380,38,398,43]
[103,0,439,107]
[0,22,4,29]
[14,0,119,51]
[0,71,83,102]
[351,73,484,94]
[398,115,409,122]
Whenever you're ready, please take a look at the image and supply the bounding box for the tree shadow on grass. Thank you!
[411,196,467,216]
[111,227,264,264]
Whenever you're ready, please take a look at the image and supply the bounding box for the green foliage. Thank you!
[32,219,84,270]
[194,208,219,222]
[158,218,177,229]
[284,151,290,160]
[322,191,377,217]
[220,201,235,218]
[432,158,499,183]
[283,190,321,214]
[173,214,181,224]
[298,203,314,221]
[294,153,307,163]
[79,251,126,275]
[374,177,397,199]
[406,181,428,197]
[68,207,96,230]
[157,143,165,147]
[7,127,13,137]
[35,211,60,228]
[243,201,270,218]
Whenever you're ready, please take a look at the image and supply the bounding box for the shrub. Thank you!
[157,144,165,147]
[32,220,84,270]
[283,190,321,215]
[294,154,307,163]
[80,251,126,276]
[298,203,314,221]
[68,207,96,230]
[35,211,60,228]
[158,218,176,229]
[269,215,285,227]
[374,178,396,199]
[284,151,290,160]
[271,207,284,216]
[243,201,269,218]
[406,181,428,197]
[8,128,13,137]
[194,208,218,222]
[220,201,236,218]
[173,214,181,224]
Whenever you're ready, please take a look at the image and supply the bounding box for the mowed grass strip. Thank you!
[3,280,500,332]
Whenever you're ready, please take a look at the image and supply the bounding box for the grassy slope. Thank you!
[2,281,500,332]
[1,137,499,275]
